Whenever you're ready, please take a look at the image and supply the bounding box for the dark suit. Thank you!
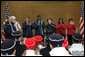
[34,19,45,42]
[22,21,33,38]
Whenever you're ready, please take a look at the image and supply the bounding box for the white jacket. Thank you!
[69,43,84,56]
[49,47,72,56]
[25,50,42,56]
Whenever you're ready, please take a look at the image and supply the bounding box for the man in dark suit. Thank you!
[34,15,45,42]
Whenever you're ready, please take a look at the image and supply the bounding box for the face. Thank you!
[8,17,12,22]
[70,20,73,24]
[60,20,62,23]
[25,18,29,21]
[48,19,52,24]
[37,17,41,20]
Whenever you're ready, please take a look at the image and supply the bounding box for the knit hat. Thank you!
[11,31,22,39]
[25,38,36,49]
[47,34,64,47]
[35,35,43,43]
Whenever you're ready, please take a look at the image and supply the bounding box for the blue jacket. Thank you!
[34,19,45,35]
[22,21,33,38]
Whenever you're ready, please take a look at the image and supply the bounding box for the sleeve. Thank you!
[72,24,76,30]
[61,24,66,30]
[34,21,39,28]
[22,22,27,30]
[4,25,12,34]
[67,24,72,30]
[31,23,34,29]
[42,22,45,28]
[56,24,60,30]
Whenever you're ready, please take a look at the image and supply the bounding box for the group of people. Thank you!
[1,15,84,56]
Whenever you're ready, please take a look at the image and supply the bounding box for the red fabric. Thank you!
[35,35,43,43]
[67,24,76,35]
[63,39,68,49]
[56,23,66,35]
[25,38,36,49]
[82,38,84,42]
[5,39,9,40]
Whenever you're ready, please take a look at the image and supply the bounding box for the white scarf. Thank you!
[14,22,21,31]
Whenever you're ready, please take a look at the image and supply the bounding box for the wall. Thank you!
[1,1,82,31]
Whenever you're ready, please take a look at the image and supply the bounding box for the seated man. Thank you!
[40,34,71,56]
[49,34,71,56]
[1,39,16,56]
[68,33,84,56]
[11,31,26,56]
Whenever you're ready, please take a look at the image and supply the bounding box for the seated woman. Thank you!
[68,33,84,56]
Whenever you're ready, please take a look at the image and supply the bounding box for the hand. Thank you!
[26,21,29,25]
[44,29,46,32]
[29,22,31,25]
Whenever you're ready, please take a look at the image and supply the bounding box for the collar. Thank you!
[49,47,71,56]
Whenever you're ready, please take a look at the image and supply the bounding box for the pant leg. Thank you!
[67,35,73,45]
[41,35,44,42]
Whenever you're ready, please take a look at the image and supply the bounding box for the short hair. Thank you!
[49,41,64,48]
[26,16,30,19]
[58,18,64,24]
[72,38,81,43]
[72,33,82,43]
[47,18,52,22]
[37,15,41,17]
[69,18,73,22]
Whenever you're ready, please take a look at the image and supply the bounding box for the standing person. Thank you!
[4,16,17,39]
[45,18,56,36]
[67,19,76,46]
[56,18,66,38]
[22,17,34,38]
[68,33,84,56]
[11,16,21,31]
[34,15,45,42]
[1,39,16,56]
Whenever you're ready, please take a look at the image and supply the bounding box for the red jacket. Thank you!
[56,23,66,35]
[67,24,76,35]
